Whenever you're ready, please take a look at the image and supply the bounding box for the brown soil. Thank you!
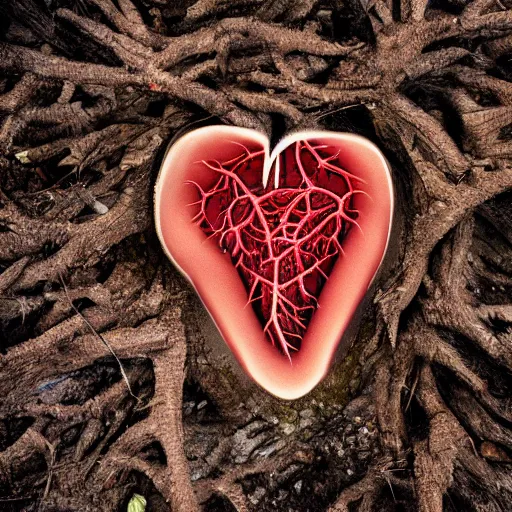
[0,0,512,511]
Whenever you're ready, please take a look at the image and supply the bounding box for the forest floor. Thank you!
[1,0,512,511]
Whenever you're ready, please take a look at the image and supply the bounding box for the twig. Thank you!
[40,437,55,505]
[58,273,139,401]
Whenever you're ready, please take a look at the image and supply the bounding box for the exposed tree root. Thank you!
[1,0,512,511]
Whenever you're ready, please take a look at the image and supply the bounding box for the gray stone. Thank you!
[281,423,296,436]
[248,487,266,505]
[299,417,314,429]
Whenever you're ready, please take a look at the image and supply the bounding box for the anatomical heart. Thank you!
[155,126,393,399]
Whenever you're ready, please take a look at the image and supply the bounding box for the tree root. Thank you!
[1,0,512,511]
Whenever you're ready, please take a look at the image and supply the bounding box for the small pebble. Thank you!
[183,401,195,416]
[299,418,314,429]
[248,487,266,505]
[282,423,296,436]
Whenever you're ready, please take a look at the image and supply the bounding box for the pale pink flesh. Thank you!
[154,126,393,399]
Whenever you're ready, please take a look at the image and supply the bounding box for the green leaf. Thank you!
[127,493,147,512]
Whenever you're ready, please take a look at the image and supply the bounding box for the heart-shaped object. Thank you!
[155,126,393,399]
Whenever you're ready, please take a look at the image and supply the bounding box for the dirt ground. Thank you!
[1,0,512,511]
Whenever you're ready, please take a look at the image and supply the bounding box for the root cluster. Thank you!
[0,0,511,511]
